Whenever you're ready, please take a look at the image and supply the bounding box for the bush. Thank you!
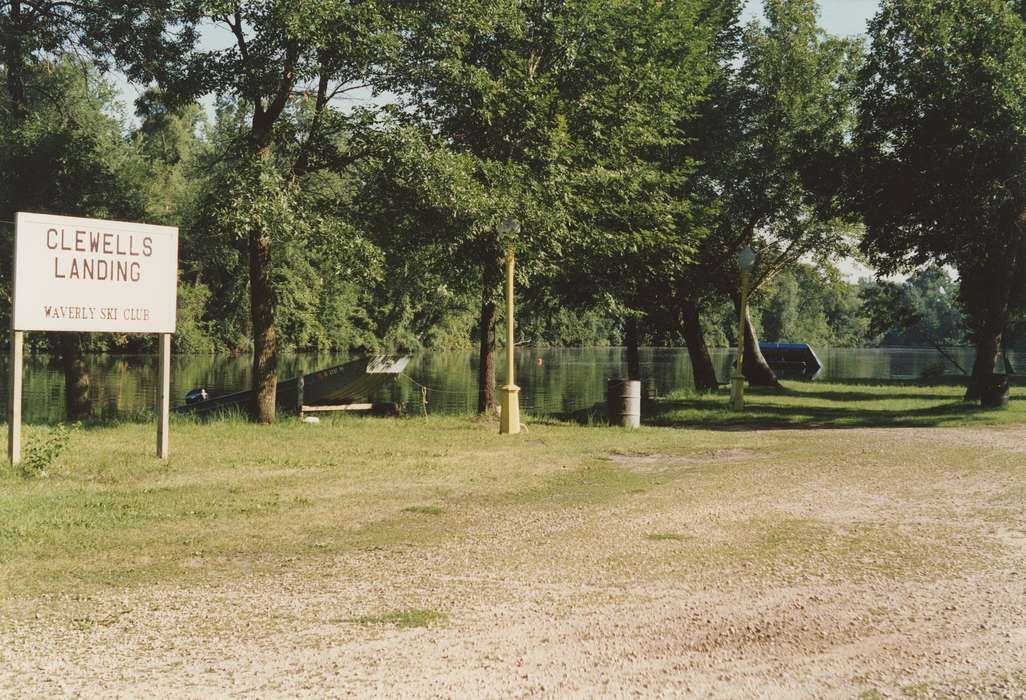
[174,280,217,354]
[20,422,80,478]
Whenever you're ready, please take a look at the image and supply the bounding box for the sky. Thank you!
[744,0,881,35]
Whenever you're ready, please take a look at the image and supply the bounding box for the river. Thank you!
[0,346,1008,423]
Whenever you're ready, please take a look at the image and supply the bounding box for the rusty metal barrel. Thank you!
[607,379,641,428]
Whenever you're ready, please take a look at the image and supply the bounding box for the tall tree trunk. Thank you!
[740,304,781,388]
[477,289,497,415]
[961,260,1011,401]
[965,330,1002,402]
[249,228,277,422]
[681,297,719,393]
[247,124,279,422]
[625,316,641,381]
[58,334,90,420]
[233,28,300,422]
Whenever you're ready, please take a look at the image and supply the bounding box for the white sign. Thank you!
[13,212,179,333]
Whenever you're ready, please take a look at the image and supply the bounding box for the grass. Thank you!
[402,505,443,515]
[0,412,667,595]
[646,379,1026,429]
[0,379,1023,599]
[347,608,447,628]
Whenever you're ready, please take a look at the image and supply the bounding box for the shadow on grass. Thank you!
[646,383,1017,431]
[777,389,961,403]
[535,381,1021,431]
[647,400,979,431]
[540,403,608,426]
[534,396,683,427]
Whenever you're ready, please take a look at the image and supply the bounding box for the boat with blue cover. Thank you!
[758,343,823,380]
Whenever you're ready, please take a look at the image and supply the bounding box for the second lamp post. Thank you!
[497,217,521,434]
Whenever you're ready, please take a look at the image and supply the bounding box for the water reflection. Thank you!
[0,346,1004,423]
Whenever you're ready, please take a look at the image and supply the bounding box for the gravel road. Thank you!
[2,426,1025,698]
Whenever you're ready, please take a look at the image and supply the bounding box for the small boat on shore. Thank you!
[177,355,411,416]
[759,342,823,380]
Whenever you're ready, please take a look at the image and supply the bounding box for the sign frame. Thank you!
[8,212,179,465]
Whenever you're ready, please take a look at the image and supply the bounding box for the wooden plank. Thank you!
[156,333,171,459]
[301,403,375,412]
[8,330,23,466]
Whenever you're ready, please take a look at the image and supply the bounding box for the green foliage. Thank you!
[0,59,149,221]
[859,268,966,347]
[855,0,1026,347]
[0,0,1002,371]
[177,99,386,353]
[758,264,869,348]
[558,0,730,311]
[174,280,217,354]
[379,0,597,298]
[678,0,861,318]
[134,96,207,225]
[20,423,80,478]
[859,281,919,341]
[519,305,620,348]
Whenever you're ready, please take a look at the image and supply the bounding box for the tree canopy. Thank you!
[5,0,1025,419]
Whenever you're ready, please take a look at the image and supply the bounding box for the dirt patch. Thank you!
[910,425,1026,453]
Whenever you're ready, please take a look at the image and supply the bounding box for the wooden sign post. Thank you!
[156,332,171,459]
[8,212,178,465]
[7,331,23,465]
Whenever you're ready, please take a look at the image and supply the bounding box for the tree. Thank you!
[178,97,384,359]
[353,125,499,363]
[556,0,732,383]
[679,0,860,389]
[855,0,1026,398]
[119,1,394,421]
[133,94,207,227]
[383,0,582,414]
